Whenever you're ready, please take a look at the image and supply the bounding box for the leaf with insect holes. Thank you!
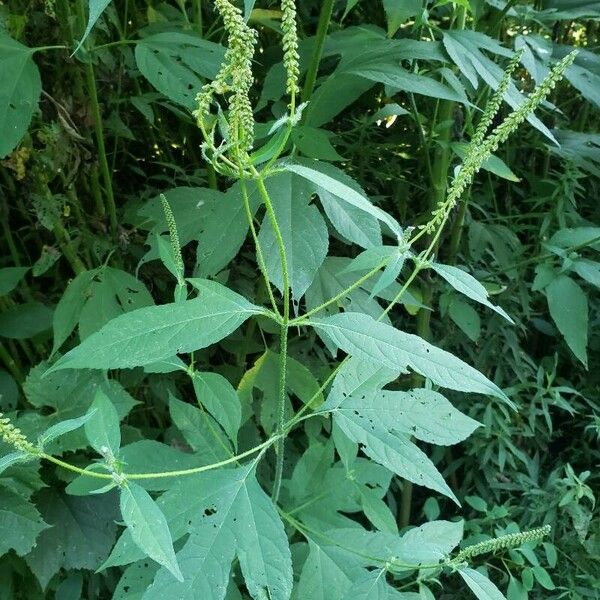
[0,34,41,158]
[144,464,292,600]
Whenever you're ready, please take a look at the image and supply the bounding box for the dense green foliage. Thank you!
[0,1,598,598]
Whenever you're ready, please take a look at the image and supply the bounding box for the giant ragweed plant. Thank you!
[0,0,585,598]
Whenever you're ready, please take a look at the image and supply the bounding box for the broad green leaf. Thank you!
[432,263,513,322]
[117,440,201,491]
[341,569,388,599]
[37,409,97,449]
[324,519,463,568]
[546,275,588,366]
[78,267,154,340]
[292,125,345,161]
[120,481,183,582]
[196,181,260,277]
[24,490,118,589]
[65,463,114,496]
[192,372,241,446]
[73,0,112,54]
[572,259,600,288]
[327,388,480,446]
[85,389,121,455]
[23,365,137,454]
[448,297,481,342]
[0,302,53,339]
[319,188,382,249]
[258,172,329,301]
[548,226,600,251]
[144,465,292,600]
[458,567,507,600]
[51,269,97,355]
[135,33,224,109]
[48,279,264,372]
[0,34,41,158]
[383,0,421,36]
[0,267,28,296]
[113,560,160,600]
[311,313,510,402]
[297,540,358,600]
[329,387,458,501]
[0,488,48,557]
[169,395,232,461]
[281,159,402,239]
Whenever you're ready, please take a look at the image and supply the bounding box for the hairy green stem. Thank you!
[255,177,290,502]
[240,179,281,317]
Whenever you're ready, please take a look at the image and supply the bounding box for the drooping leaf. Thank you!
[192,372,241,446]
[51,269,98,355]
[119,481,183,582]
[328,388,458,501]
[280,159,402,239]
[37,409,97,449]
[48,279,265,372]
[169,395,233,461]
[84,389,121,455]
[0,34,41,158]
[135,33,225,109]
[431,263,513,322]
[73,0,112,54]
[258,171,329,301]
[546,275,588,366]
[458,567,507,600]
[310,312,510,402]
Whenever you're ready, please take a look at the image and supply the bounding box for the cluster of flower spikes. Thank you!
[452,525,552,564]
[423,49,578,235]
[281,0,300,97]
[0,412,36,454]
[193,0,257,159]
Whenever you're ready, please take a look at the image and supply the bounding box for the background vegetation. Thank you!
[0,0,598,598]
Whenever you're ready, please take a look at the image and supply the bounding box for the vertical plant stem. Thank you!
[255,178,290,502]
[192,0,203,34]
[0,342,24,384]
[301,0,334,103]
[75,0,118,239]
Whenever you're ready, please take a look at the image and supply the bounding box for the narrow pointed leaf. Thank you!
[432,263,513,323]
[119,481,183,582]
[84,389,121,455]
[37,409,97,448]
